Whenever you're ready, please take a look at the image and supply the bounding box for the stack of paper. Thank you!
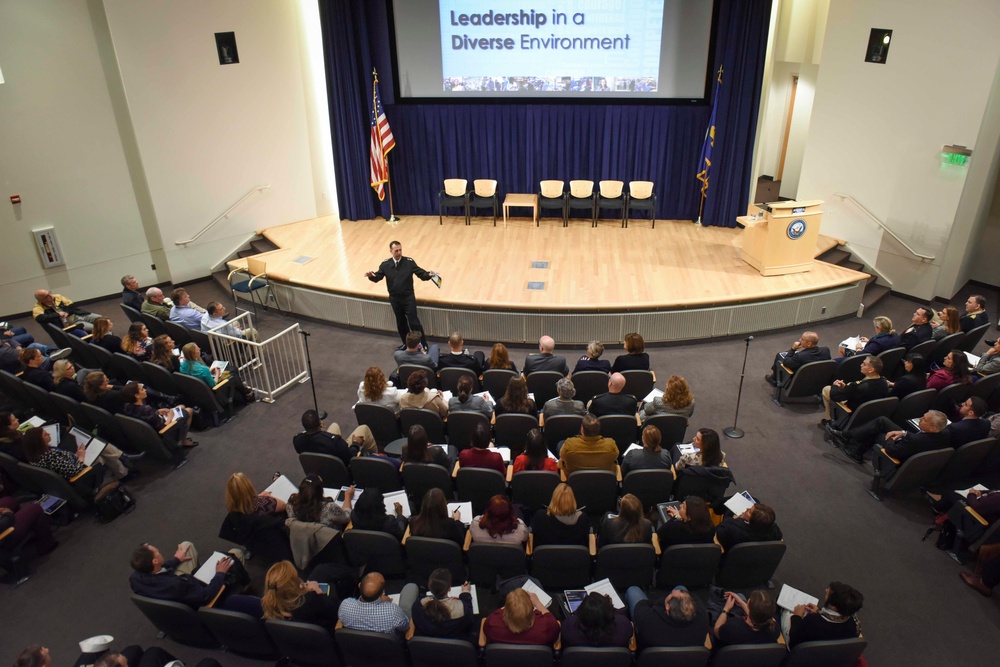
[776,584,819,612]
[521,579,552,608]
[494,447,511,463]
[383,490,412,517]
[839,336,862,351]
[193,551,231,584]
[584,578,625,609]
[964,351,981,367]
[448,501,473,524]
[623,443,643,456]
[264,475,299,503]
[643,388,664,403]
[724,491,756,517]
[475,391,496,406]
[956,484,989,498]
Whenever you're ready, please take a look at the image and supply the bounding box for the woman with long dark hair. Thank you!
[714,589,780,646]
[560,592,633,647]
[401,424,452,468]
[597,493,653,547]
[512,428,557,472]
[656,496,717,548]
[675,428,725,469]
[448,375,493,419]
[409,488,465,545]
[494,376,537,417]
[888,353,927,399]
[285,474,352,529]
[350,487,407,541]
[411,568,475,639]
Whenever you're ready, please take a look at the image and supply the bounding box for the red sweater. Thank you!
[458,448,506,476]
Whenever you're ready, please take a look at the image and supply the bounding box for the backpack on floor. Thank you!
[95,485,136,523]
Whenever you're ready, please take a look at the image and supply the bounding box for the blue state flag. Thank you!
[696,67,723,199]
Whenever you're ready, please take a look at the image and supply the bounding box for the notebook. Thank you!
[193,551,232,584]
[263,475,299,503]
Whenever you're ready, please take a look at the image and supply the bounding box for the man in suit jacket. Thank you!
[946,397,991,448]
[129,542,232,608]
[365,241,438,349]
[960,294,990,333]
[766,331,831,386]
[837,410,950,465]
[820,355,889,426]
[899,306,934,350]
[293,409,360,468]
[588,372,638,417]
[436,331,486,374]
[523,335,570,376]
[393,331,439,371]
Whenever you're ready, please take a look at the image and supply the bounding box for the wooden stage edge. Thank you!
[230,215,869,345]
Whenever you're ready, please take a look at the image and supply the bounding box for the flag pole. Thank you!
[386,159,400,223]
[696,193,705,226]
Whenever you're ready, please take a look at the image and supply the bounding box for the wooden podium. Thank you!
[739,200,823,276]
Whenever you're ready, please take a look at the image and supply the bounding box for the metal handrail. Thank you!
[175,185,270,246]
[832,192,935,260]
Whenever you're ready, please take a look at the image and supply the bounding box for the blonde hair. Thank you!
[261,561,305,620]
[547,483,578,517]
[52,359,74,384]
[181,342,200,361]
[502,589,536,634]
[872,316,894,334]
[225,472,258,514]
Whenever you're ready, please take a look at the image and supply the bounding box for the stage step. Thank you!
[843,260,865,273]
[237,249,256,258]
[212,269,230,295]
[250,238,279,255]
[862,283,890,310]
[818,248,850,265]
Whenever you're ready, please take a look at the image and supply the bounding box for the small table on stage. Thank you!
[502,193,539,226]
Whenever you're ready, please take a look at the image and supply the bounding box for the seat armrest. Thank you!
[159,420,179,435]
[615,465,622,483]
[538,414,545,427]
[463,529,472,552]
[875,446,901,466]
[478,618,488,647]
[836,400,853,413]
[452,461,460,477]
[589,533,597,557]
[69,466,93,483]
[205,584,227,609]
[401,525,411,544]
[651,532,661,556]
[0,527,14,542]
[506,465,513,483]
[966,505,989,526]
[780,363,794,375]
[526,533,534,555]
[212,378,230,391]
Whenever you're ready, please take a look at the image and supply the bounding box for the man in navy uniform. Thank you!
[366,241,438,350]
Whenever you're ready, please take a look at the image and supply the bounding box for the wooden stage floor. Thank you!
[236,215,868,313]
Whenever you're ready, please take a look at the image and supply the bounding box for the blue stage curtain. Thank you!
[320,0,771,228]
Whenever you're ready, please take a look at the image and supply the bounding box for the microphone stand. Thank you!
[724,335,753,439]
[297,329,326,420]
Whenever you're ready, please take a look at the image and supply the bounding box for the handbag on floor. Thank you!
[95,484,136,523]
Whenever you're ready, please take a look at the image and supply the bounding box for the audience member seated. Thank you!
[91,317,123,354]
[129,541,258,614]
[350,487,407,541]
[820,355,888,428]
[458,422,505,475]
[840,316,901,359]
[622,425,672,475]
[627,585,709,650]
[487,343,517,372]
[494,375,537,418]
[21,428,116,499]
[121,274,144,311]
[51,359,86,402]
[530,483,591,547]
[888,353,927,399]
[559,414,618,474]
[121,322,153,362]
[974,338,1000,375]
[931,306,962,341]
[657,496,717,549]
[573,340,612,374]
[393,330,439,371]
[0,495,58,555]
[716,502,782,551]
[262,560,339,629]
[409,488,466,545]
[121,382,195,456]
[835,409,950,465]
[561,591,633,648]
[400,370,448,418]
[95,645,218,667]
[357,366,401,414]
[0,321,61,358]
[470,495,528,544]
[339,572,417,635]
[141,287,171,321]
[642,375,695,422]
[402,424,452,468]
[19,348,55,391]
[765,331,831,386]
[541,378,586,422]
[512,428,559,473]
[286,474,352,530]
[168,288,206,329]
[927,350,974,391]
[411,568,475,639]
[781,581,863,647]
[947,397,991,447]
[959,538,1000,597]
[293,409,373,467]
[960,294,990,332]
[449,376,493,419]
[482,588,559,646]
[522,335,570,377]
[611,332,650,372]
[148,335,180,373]
[0,411,26,461]
[598,494,653,547]
[201,302,258,341]
[33,289,102,335]
[675,428,726,470]
[713,590,780,647]
[437,331,487,374]
[180,342,254,406]
[900,306,934,350]
[225,472,285,516]
[587,372,638,417]
[83,372,125,414]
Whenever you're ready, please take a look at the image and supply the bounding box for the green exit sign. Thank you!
[941,145,972,167]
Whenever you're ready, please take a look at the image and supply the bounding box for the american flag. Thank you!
[370,73,395,201]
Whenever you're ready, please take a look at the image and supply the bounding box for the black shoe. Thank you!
[986,339,996,347]
[396,344,406,351]
[764,374,776,386]
[121,451,145,460]
[826,425,847,441]
[842,447,864,464]
[818,419,832,430]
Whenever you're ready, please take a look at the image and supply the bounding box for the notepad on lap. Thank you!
[623,442,643,456]
[956,484,989,498]
[724,491,755,517]
[839,336,862,351]
[494,447,511,463]
[210,360,229,372]
[776,584,819,612]
[521,579,552,608]
[584,578,625,609]
[643,388,664,403]
[448,501,473,524]
[193,551,231,584]
[83,436,109,467]
[383,489,411,518]
[264,475,299,503]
